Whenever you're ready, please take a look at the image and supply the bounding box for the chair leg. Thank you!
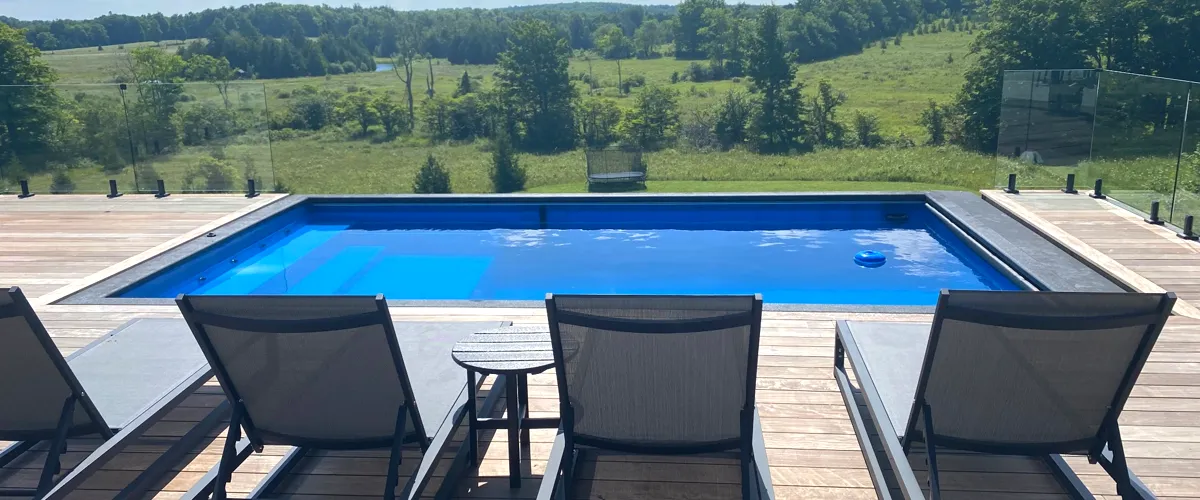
[922,403,942,500]
[384,404,409,500]
[741,445,753,500]
[740,408,753,500]
[214,406,244,500]
[35,397,77,497]
[1100,424,1149,499]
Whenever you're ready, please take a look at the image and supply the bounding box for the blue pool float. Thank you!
[855,250,886,268]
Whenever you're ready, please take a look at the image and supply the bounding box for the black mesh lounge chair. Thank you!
[176,294,486,500]
[834,290,1175,499]
[0,287,212,498]
[538,294,774,500]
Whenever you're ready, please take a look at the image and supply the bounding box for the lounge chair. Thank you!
[0,287,213,498]
[834,290,1175,499]
[538,294,774,500]
[176,294,499,500]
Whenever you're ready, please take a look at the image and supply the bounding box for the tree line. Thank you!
[4,1,980,71]
[268,8,949,158]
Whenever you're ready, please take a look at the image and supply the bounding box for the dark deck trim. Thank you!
[61,192,1123,311]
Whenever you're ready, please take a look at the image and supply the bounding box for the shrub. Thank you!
[183,156,240,192]
[620,85,680,150]
[852,111,884,148]
[620,74,647,94]
[714,90,751,150]
[678,109,720,151]
[49,167,75,194]
[919,101,947,146]
[670,71,680,84]
[413,153,452,193]
[328,63,344,75]
[685,62,711,83]
[287,91,339,130]
[577,97,623,147]
[177,103,241,146]
[342,61,359,74]
[490,134,526,193]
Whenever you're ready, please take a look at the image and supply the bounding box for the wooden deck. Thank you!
[0,193,1197,499]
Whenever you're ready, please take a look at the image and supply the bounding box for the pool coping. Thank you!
[58,191,1125,312]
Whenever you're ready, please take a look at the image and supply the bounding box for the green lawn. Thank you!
[11,142,1000,195]
[525,180,969,193]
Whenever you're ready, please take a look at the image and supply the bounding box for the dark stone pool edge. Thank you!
[58,191,1123,310]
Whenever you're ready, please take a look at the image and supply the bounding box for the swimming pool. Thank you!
[113,198,1022,306]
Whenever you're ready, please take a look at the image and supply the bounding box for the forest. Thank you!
[4,1,973,74]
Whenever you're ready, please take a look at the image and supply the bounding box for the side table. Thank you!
[451,325,559,488]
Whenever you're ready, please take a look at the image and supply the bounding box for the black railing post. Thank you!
[107,179,122,198]
[1062,173,1077,194]
[1179,215,1198,241]
[155,179,169,198]
[246,179,258,198]
[1090,179,1106,199]
[18,180,33,198]
[1004,173,1019,194]
[1145,201,1164,225]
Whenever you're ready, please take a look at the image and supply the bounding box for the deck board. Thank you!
[0,194,1196,499]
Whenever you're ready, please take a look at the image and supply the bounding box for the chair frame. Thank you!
[537,294,774,500]
[177,294,437,500]
[834,290,1176,500]
[0,287,218,500]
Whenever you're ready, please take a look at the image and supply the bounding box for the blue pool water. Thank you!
[120,201,1021,305]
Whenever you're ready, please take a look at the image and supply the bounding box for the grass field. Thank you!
[20,30,993,196]
[46,29,975,138]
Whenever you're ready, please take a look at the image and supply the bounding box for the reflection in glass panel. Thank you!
[1173,84,1200,224]
[995,70,1098,188]
[1091,72,1191,220]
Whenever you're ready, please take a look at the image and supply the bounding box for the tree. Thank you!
[714,89,751,150]
[390,20,422,126]
[0,23,63,169]
[920,100,947,145]
[413,153,452,193]
[594,24,633,60]
[633,19,664,59]
[699,6,746,77]
[336,91,378,136]
[496,20,577,151]
[119,47,186,132]
[852,111,884,148]
[454,70,472,97]
[808,80,846,147]
[956,0,1095,152]
[568,14,592,49]
[676,0,724,59]
[491,133,526,193]
[372,93,408,138]
[186,54,236,108]
[577,97,623,147]
[620,85,680,150]
[746,6,808,153]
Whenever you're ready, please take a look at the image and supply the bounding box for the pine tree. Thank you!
[413,153,452,193]
[490,134,526,193]
[745,6,808,154]
[454,70,472,97]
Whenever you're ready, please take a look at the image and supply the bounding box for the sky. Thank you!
[0,0,695,21]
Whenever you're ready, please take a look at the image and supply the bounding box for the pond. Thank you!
[375,63,393,72]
